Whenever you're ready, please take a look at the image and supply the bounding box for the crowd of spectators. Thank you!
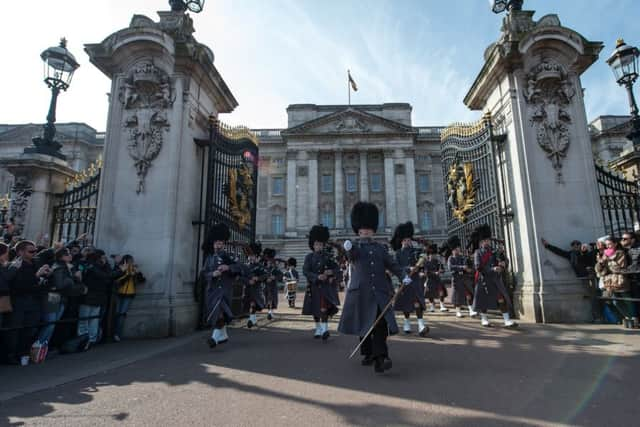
[542,230,640,328]
[0,230,145,366]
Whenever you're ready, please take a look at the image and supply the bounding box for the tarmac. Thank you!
[1,296,639,427]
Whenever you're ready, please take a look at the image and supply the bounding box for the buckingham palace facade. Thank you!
[254,103,447,258]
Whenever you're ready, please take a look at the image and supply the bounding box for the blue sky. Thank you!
[0,0,638,130]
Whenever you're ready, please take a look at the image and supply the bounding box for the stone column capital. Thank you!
[383,149,394,159]
[307,150,319,160]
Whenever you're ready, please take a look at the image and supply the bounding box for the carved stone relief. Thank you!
[120,60,174,193]
[10,174,33,236]
[523,60,575,182]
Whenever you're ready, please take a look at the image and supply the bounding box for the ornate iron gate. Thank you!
[441,113,510,250]
[194,116,259,318]
[595,164,640,236]
[51,159,102,245]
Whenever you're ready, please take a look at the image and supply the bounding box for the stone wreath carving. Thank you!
[523,60,575,182]
[120,61,174,193]
[10,175,33,236]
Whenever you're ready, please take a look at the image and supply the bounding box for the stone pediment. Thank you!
[282,108,415,137]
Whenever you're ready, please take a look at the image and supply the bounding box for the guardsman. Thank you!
[243,242,266,328]
[262,248,283,320]
[200,223,242,348]
[338,202,411,374]
[447,236,478,318]
[302,225,341,340]
[391,222,429,336]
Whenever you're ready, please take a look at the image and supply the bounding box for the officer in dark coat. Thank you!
[338,202,410,374]
[284,258,299,308]
[200,223,242,348]
[302,225,341,340]
[447,235,478,318]
[243,242,266,328]
[471,224,517,328]
[262,248,282,320]
[424,244,447,312]
[391,222,429,336]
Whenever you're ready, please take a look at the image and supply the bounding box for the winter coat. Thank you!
[302,251,341,317]
[595,250,629,292]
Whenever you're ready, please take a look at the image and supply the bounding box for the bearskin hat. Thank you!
[475,224,492,241]
[262,248,276,259]
[248,241,262,257]
[201,223,230,252]
[447,235,461,250]
[308,224,330,250]
[287,257,297,267]
[390,222,414,251]
[350,202,379,234]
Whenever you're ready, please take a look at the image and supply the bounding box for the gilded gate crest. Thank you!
[228,162,254,230]
[447,162,476,222]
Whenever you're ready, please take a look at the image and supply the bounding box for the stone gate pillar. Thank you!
[464,9,605,322]
[85,10,238,337]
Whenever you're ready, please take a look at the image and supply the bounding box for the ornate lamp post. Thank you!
[26,38,79,160]
[491,0,523,14]
[607,38,640,149]
[168,0,205,13]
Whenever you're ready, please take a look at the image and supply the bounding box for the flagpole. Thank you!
[348,69,351,105]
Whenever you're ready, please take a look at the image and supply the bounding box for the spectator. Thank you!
[541,238,595,277]
[620,231,640,268]
[4,241,51,364]
[2,220,17,245]
[77,251,111,347]
[0,243,10,360]
[36,248,81,346]
[595,237,638,328]
[113,255,145,342]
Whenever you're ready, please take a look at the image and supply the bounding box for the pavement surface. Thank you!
[1,296,639,427]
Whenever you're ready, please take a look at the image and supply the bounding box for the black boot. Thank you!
[361,355,374,366]
[374,356,392,373]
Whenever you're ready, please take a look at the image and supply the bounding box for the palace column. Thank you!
[286,151,297,235]
[308,150,319,226]
[404,150,419,226]
[335,150,344,229]
[359,151,369,201]
[383,150,397,228]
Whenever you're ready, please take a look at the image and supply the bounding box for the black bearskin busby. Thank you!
[263,248,276,259]
[248,242,262,257]
[287,257,297,267]
[308,224,330,250]
[202,223,230,253]
[350,202,379,234]
[469,224,491,252]
[447,235,461,250]
[390,221,414,251]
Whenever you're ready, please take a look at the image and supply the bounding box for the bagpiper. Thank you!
[284,257,299,308]
[262,248,283,320]
[302,225,341,340]
[424,244,448,312]
[200,223,242,348]
[447,235,478,318]
[338,202,411,374]
[471,224,517,328]
[391,222,429,336]
[243,242,267,328]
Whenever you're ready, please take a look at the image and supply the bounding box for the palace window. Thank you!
[370,173,382,192]
[421,210,432,231]
[418,174,430,193]
[272,215,284,235]
[321,211,334,228]
[321,174,333,193]
[346,173,357,192]
[272,177,284,195]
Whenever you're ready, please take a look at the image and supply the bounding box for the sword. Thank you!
[348,285,407,359]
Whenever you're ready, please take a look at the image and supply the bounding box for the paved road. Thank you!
[1,305,639,427]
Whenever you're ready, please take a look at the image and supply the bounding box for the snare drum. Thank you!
[286,280,297,292]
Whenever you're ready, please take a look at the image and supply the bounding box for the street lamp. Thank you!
[26,38,79,160]
[169,0,205,13]
[607,38,640,148]
[491,0,523,14]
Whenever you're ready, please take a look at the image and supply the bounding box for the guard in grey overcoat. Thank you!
[424,245,447,312]
[338,202,408,374]
[470,224,517,328]
[242,242,267,328]
[200,223,243,348]
[391,222,429,336]
[302,224,341,340]
[447,235,477,318]
[262,248,283,320]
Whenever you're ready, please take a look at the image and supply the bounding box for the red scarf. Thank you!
[475,249,493,284]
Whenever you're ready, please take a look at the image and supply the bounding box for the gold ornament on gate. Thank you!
[227,162,254,230]
[447,162,476,222]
